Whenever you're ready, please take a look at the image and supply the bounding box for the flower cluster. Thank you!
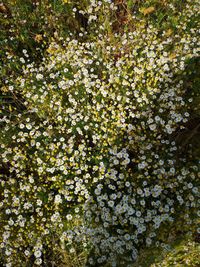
[0,0,200,266]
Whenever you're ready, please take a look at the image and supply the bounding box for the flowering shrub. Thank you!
[0,0,200,266]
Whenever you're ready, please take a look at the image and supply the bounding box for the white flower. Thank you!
[108,200,114,207]
[36,74,43,80]
[66,214,73,221]
[34,250,42,258]
[24,250,30,256]
[54,194,62,204]
[149,124,156,131]
[35,258,42,265]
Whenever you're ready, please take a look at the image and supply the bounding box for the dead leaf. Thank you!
[141,6,155,16]
[9,105,13,112]
[34,34,43,43]
[169,53,176,60]
[1,86,8,92]
[166,29,173,36]
[0,3,7,13]
[47,46,57,54]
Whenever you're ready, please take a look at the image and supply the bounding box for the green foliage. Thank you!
[152,239,200,267]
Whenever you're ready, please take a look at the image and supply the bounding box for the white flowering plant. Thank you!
[0,0,200,266]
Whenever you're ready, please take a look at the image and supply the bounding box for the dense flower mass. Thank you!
[0,0,200,266]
